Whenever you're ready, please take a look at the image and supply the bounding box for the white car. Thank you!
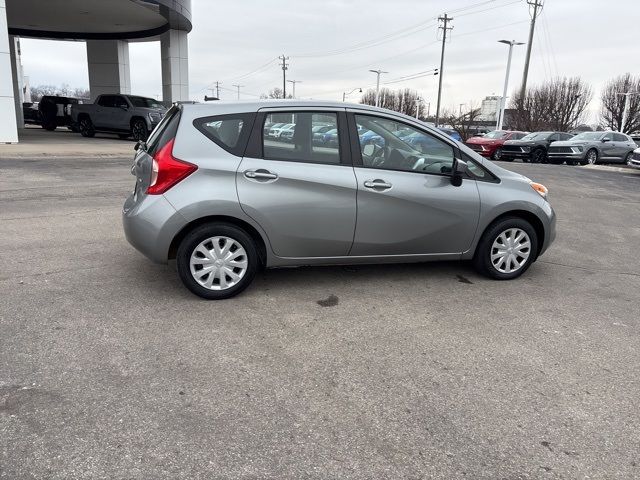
[269,123,293,138]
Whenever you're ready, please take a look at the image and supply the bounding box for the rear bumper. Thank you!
[122,192,187,264]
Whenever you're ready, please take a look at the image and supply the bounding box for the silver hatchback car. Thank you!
[123,101,556,299]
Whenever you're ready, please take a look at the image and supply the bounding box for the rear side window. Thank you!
[263,111,341,164]
[613,133,628,142]
[194,113,254,156]
[146,106,181,155]
[97,95,114,107]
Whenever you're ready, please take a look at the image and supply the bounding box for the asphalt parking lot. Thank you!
[1,155,639,479]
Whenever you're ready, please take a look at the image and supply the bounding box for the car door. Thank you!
[613,133,634,161]
[108,95,131,131]
[94,95,114,128]
[348,111,480,256]
[236,109,357,258]
[600,132,616,159]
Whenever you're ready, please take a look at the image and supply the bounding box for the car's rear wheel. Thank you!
[78,117,95,137]
[491,147,503,160]
[176,223,258,299]
[473,217,538,280]
[582,149,598,166]
[131,119,149,142]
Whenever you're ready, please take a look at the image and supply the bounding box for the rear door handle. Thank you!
[244,169,278,181]
[363,179,392,190]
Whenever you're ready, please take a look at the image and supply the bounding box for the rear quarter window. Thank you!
[193,113,255,157]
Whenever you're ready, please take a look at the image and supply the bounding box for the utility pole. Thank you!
[369,69,388,107]
[520,0,544,102]
[232,84,243,100]
[416,99,421,119]
[287,79,301,99]
[497,40,524,130]
[215,81,222,99]
[435,13,453,127]
[616,92,638,133]
[279,54,289,98]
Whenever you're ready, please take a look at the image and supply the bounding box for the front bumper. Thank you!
[501,150,531,160]
[466,144,493,157]
[547,151,585,163]
[628,152,640,169]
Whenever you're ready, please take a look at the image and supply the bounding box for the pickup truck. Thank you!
[71,94,167,141]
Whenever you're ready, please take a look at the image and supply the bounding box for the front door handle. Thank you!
[363,179,392,190]
[244,169,278,181]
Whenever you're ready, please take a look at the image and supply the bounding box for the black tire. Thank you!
[531,148,546,164]
[473,216,539,280]
[491,147,503,161]
[78,117,95,137]
[131,119,149,142]
[624,151,633,165]
[581,149,598,166]
[176,223,259,300]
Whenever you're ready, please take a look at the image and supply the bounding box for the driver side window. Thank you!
[354,115,455,175]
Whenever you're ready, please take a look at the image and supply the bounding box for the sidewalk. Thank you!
[0,126,135,158]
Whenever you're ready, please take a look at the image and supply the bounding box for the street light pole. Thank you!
[287,79,301,99]
[496,40,524,130]
[342,87,362,102]
[369,69,388,107]
[616,92,638,133]
[232,84,243,100]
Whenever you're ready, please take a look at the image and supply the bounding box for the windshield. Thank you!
[483,130,508,139]
[571,132,604,141]
[521,132,552,141]
[128,96,165,109]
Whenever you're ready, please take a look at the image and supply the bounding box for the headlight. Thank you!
[530,182,548,199]
[570,146,583,153]
[148,112,161,122]
[522,146,531,152]
[481,145,488,151]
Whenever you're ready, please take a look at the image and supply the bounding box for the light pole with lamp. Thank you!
[342,87,362,102]
[369,69,388,107]
[496,40,524,130]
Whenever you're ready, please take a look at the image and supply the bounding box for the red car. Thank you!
[465,130,528,160]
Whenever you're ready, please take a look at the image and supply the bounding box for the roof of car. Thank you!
[182,100,411,116]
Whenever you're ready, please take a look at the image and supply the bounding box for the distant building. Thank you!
[479,95,500,121]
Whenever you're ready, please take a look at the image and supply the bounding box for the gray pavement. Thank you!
[1,155,639,479]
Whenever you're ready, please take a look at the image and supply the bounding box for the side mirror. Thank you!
[120,105,129,111]
[134,140,146,151]
[451,159,468,187]
[602,137,611,143]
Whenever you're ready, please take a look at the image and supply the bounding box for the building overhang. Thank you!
[5,0,191,40]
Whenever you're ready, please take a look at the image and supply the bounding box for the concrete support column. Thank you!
[161,29,189,103]
[9,35,24,129]
[0,0,18,143]
[86,40,131,101]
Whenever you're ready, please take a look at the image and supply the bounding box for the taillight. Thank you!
[147,139,197,195]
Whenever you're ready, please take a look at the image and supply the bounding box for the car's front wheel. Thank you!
[473,217,538,280]
[531,148,546,163]
[582,149,598,166]
[176,223,259,299]
[492,147,503,160]
[625,151,633,165]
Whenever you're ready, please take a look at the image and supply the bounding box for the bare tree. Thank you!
[600,73,640,133]
[510,77,592,132]
[360,88,425,117]
[260,87,293,100]
[442,103,482,141]
[30,84,90,102]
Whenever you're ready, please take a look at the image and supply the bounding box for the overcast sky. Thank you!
[18,0,636,122]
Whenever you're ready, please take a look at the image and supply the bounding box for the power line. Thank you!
[454,0,522,17]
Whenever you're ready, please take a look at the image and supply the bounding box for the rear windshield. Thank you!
[129,96,165,109]
[146,106,180,155]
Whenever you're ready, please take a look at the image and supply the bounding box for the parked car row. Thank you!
[466,130,638,166]
[23,95,82,132]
